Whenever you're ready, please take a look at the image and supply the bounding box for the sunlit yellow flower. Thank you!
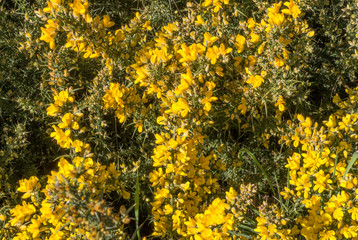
[246,75,264,88]
[275,95,286,111]
[17,176,40,199]
[282,0,301,19]
[40,19,58,49]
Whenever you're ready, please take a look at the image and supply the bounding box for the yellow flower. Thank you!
[324,115,337,128]
[307,31,315,37]
[50,125,72,148]
[341,226,358,239]
[282,0,301,19]
[238,97,247,114]
[273,56,285,68]
[143,21,152,31]
[249,32,260,43]
[269,13,285,26]
[175,68,194,95]
[247,18,256,29]
[149,168,164,187]
[219,43,232,55]
[178,43,204,63]
[10,201,36,226]
[154,188,170,201]
[157,116,166,125]
[46,104,60,116]
[102,15,115,28]
[225,187,238,204]
[268,1,282,15]
[163,22,179,36]
[28,216,44,238]
[246,75,264,88]
[348,207,358,221]
[248,55,257,66]
[202,91,217,112]
[17,176,40,199]
[319,230,336,240]
[54,90,74,106]
[155,133,165,144]
[69,0,89,17]
[215,66,224,76]
[313,170,332,193]
[275,95,286,111]
[163,205,173,215]
[258,42,266,54]
[39,19,58,49]
[134,121,143,133]
[234,56,242,67]
[154,34,167,48]
[195,15,206,25]
[235,34,246,53]
[206,45,220,65]
[58,113,79,129]
[72,140,83,152]
[203,32,218,47]
[169,139,178,149]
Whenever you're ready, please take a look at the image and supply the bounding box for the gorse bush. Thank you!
[0,0,357,239]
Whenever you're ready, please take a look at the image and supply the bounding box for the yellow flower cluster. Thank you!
[103,83,141,123]
[17,176,40,200]
[255,87,358,239]
[100,0,313,238]
[2,1,135,239]
[185,198,233,239]
[46,88,88,153]
[8,156,129,239]
[36,0,152,77]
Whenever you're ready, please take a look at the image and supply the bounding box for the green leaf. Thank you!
[274,174,285,211]
[332,148,339,182]
[343,151,358,179]
[240,148,275,195]
[238,223,257,233]
[135,170,141,239]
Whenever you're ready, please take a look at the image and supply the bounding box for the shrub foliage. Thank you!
[0,0,357,239]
